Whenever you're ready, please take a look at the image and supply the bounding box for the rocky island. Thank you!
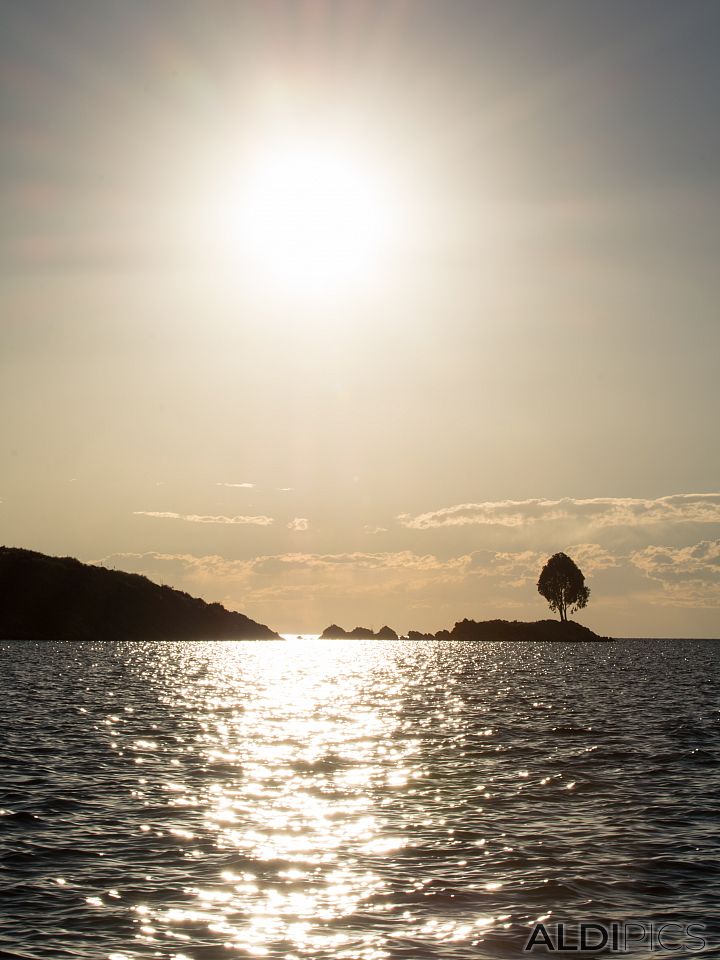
[320,619,610,642]
[0,546,278,641]
[319,624,399,640]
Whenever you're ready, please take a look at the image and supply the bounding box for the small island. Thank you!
[319,553,609,641]
[319,624,399,640]
[0,546,278,641]
[410,618,609,642]
[319,619,609,642]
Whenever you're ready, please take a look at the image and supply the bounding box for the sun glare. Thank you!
[230,135,398,298]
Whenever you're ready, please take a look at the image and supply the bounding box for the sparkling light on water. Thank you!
[1,639,720,959]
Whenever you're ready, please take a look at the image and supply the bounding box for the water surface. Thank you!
[1,639,719,958]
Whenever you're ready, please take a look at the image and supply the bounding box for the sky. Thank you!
[2,0,720,637]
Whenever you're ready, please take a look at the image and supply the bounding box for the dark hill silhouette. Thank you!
[0,546,277,641]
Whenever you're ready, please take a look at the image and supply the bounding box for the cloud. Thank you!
[630,540,720,581]
[398,494,720,530]
[564,542,622,572]
[364,525,388,534]
[287,517,310,532]
[216,481,255,488]
[99,547,610,594]
[265,551,467,573]
[628,541,720,609]
[98,549,471,597]
[133,511,273,525]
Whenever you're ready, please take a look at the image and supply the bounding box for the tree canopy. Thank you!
[537,552,590,622]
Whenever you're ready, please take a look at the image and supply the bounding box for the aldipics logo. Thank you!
[524,921,708,953]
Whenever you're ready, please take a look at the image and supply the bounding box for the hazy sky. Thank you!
[2,0,720,636]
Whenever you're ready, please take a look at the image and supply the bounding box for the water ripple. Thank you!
[1,639,719,958]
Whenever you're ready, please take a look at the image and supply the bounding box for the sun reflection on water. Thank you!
[108,638,575,958]
[129,640,437,958]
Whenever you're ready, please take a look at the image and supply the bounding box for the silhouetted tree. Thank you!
[537,552,590,622]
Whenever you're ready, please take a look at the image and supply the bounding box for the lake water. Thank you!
[1,639,719,959]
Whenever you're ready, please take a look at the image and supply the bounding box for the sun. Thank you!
[231,135,397,298]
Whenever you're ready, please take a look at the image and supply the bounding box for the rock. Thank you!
[318,624,400,640]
